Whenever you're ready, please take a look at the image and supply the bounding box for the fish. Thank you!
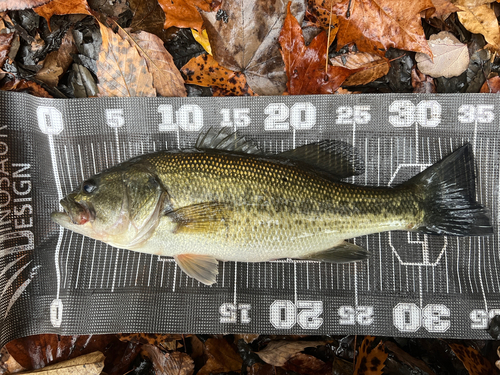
[51,128,493,285]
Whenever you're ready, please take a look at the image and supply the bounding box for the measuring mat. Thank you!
[0,91,499,344]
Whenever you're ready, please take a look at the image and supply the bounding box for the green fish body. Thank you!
[51,129,492,284]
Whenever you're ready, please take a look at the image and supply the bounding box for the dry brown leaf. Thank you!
[256,340,327,367]
[353,337,387,375]
[415,31,469,78]
[0,32,13,67]
[201,0,306,96]
[279,3,355,95]
[117,28,186,97]
[282,353,329,374]
[21,352,104,375]
[452,0,496,7]
[449,343,497,375]
[330,52,390,85]
[480,75,500,92]
[197,338,242,375]
[1,79,52,97]
[182,53,256,96]
[429,0,460,18]
[143,345,194,375]
[34,0,91,25]
[117,333,187,345]
[36,29,77,86]
[309,0,434,56]
[157,0,212,32]
[456,4,500,48]
[412,66,437,92]
[96,21,155,97]
[0,0,50,11]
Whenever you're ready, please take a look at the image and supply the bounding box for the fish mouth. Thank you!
[52,195,94,226]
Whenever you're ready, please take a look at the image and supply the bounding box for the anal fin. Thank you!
[174,254,219,285]
[302,241,370,263]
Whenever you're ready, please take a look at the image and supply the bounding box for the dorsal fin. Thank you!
[195,127,261,154]
[278,140,364,180]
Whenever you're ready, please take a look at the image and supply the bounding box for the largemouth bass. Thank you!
[51,129,493,285]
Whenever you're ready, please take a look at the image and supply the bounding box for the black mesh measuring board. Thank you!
[0,91,499,345]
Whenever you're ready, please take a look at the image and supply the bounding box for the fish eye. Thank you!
[82,180,97,194]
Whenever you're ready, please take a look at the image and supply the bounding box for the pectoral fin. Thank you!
[302,241,370,263]
[174,254,219,285]
[167,202,231,234]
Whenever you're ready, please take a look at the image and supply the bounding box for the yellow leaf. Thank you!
[23,351,104,375]
[457,4,500,48]
[191,29,212,55]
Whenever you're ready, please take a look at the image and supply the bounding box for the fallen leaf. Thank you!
[36,28,77,86]
[5,334,140,373]
[412,66,437,92]
[0,0,50,11]
[96,21,155,97]
[191,28,212,55]
[309,0,434,56]
[117,333,187,345]
[384,341,437,374]
[256,340,327,367]
[143,345,194,375]
[449,343,497,375]
[21,352,104,375]
[282,353,330,375]
[306,0,340,30]
[353,337,387,375]
[496,346,500,370]
[429,0,459,18]
[128,0,172,44]
[1,79,52,97]
[0,32,14,67]
[197,338,243,375]
[279,4,355,95]
[70,64,99,97]
[157,0,212,32]
[330,52,390,85]
[117,27,187,96]
[456,4,500,48]
[452,0,496,7]
[416,31,469,78]
[480,75,500,92]
[182,53,256,96]
[201,0,306,95]
[34,0,91,26]
[1,346,25,373]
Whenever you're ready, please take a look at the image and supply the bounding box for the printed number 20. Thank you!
[264,103,316,131]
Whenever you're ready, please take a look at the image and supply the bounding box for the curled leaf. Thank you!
[256,340,327,367]
[330,52,390,85]
[456,4,500,49]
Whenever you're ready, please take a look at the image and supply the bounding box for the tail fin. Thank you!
[406,144,492,236]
